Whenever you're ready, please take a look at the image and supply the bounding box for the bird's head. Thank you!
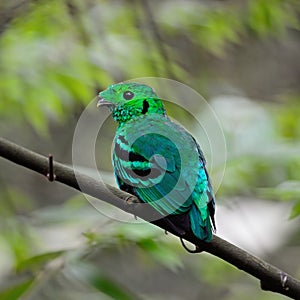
[97,82,166,123]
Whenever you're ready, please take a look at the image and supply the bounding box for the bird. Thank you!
[97,82,216,247]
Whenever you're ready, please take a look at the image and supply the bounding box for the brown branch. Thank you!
[0,137,300,299]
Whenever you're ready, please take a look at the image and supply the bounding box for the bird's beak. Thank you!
[97,97,114,108]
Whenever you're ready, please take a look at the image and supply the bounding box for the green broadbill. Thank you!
[97,82,216,242]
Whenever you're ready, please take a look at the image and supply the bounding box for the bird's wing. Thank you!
[191,136,216,230]
[113,116,207,217]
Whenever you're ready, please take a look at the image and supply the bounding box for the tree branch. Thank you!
[0,137,300,299]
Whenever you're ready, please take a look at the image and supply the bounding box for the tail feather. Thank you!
[189,204,212,242]
[208,199,216,232]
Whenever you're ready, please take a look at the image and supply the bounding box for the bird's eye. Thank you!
[123,91,134,100]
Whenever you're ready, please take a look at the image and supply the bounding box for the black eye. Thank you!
[123,91,134,100]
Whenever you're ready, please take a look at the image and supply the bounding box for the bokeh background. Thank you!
[1,1,300,299]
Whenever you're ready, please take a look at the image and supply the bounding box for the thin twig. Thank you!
[0,137,300,299]
[140,0,178,80]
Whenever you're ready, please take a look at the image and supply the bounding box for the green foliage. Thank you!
[159,0,299,56]
[248,0,299,36]
[211,94,300,224]
[0,194,183,298]
[0,0,112,133]
[137,237,183,271]
[194,9,242,56]
[1,0,299,134]
[290,201,300,219]
[16,250,66,273]
[70,262,138,300]
[274,98,300,139]
[260,181,300,202]
[0,278,34,300]
[195,256,239,287]
[157,3,242,56]
[260,181,300,219]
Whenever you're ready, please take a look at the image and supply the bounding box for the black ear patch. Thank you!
[142,100,149,114]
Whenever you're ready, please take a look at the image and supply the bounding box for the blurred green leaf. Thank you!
[196,9,241,56]
[137,238,182,271]
[70,263,139,300]
[259,181,300,202]
[289,201,300,219]
[195,256,239,287]
[0,278,34,300]
[274,98,300,139]
[2,223,35,266]
[248,0,298,36]
[16,250,65,273]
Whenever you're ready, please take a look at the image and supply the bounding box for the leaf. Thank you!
[0,278,34,300]
[70,263,139,300]
[248,0,298,36]
[137,238,182,271]
[16,250,65,273]
[23,97,48,136]
[259,181,300,202]
[194,256,239,286]
[289,201,300,219]
[3,225,34,265]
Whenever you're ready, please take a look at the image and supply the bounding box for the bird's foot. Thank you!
[180,238,203,253]
[125,195,140,205]
[124,196,140,220]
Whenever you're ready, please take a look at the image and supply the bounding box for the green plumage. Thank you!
[98,83,216,242]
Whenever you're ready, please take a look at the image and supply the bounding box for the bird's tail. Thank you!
[189,204,213,242]
[208,199,216,233]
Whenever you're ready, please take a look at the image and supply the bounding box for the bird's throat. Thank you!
[112,98,166,125]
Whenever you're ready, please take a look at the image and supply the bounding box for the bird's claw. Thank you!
[124,196,140,219]
[125,196,140,205]
[180,237,203,253]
